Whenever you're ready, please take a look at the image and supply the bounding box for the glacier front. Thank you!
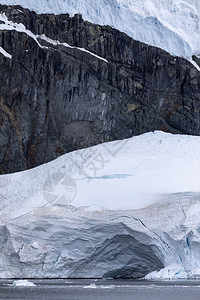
[1,131,200,279]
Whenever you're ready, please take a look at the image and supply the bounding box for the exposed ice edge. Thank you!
[1,131,200,279]
[0,13,108,62]
[146,264,200,280]
[1,192,200,279]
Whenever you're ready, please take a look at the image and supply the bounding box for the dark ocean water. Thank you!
[0,279,200,300]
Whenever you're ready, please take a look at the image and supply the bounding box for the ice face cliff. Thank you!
[1,131,200,279]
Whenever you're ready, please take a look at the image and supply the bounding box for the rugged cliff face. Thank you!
[0,5,200,174]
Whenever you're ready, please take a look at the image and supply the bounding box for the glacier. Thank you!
[1,131,200,278]
[0,0,199,60]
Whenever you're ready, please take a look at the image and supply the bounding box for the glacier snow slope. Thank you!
[1,131,200,278]
[0,0,200,60]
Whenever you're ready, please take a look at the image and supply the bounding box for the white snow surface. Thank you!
[1,131,200,221]
[0,0,200,60]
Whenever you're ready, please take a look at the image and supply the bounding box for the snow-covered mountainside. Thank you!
[1,131,200,279]
[0,0,199,60]
[1,5,199,174]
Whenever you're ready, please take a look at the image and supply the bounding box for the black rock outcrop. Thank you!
[0,5,199,174]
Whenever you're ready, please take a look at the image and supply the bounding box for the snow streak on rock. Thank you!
[0,13,108,62]
[0,0,200,61]
[0,45,11,58]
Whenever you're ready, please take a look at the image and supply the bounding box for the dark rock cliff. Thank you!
[0,5,200,174]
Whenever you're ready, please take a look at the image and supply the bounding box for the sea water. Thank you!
[0,279,200,300]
